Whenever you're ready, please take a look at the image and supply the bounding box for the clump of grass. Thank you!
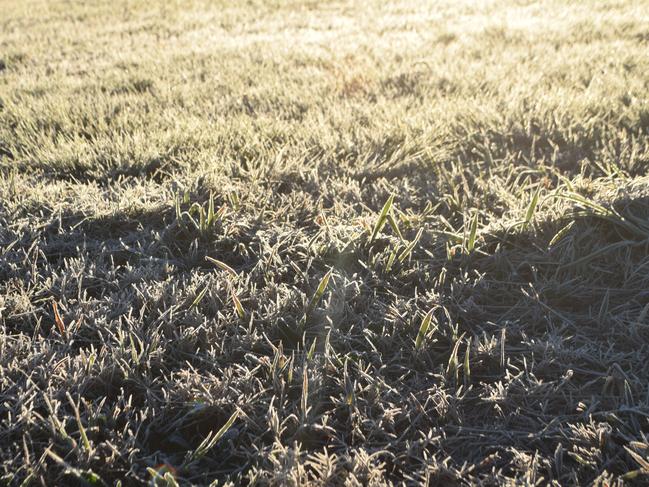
[175,192,226,237]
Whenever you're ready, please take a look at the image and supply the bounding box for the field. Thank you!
[2,0,649,484]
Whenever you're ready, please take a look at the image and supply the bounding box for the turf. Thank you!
[2,0,649,485]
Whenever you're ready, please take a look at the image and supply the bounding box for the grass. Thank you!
[2,0,649,484]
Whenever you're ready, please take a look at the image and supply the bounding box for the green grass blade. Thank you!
[185,409,240,465]
[205,256,237,276]
[175,193,182,220]
[301,366,309,423]
[212,409,240,443]
[398,227,424,263]
[463,337,471,386]
[525,186,541,225]
[548,220,575,247]
[207,192,215,225]
[307,338,317,361]
[370,195,394,242]
[191,285,209,309]
[387,211,404,242]
[415,309,434,351]
[385,246,398,273]
[466,213,478,252]
[231,288,245,319]
[446,332,466,384]
[66,393,92,454]
[307,268,332,314]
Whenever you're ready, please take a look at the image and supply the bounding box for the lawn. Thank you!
[2,0,649,485]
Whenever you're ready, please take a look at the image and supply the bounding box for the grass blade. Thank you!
[191,285,209,309]
[301,366,309,423]
[385,246,398,273]
[415,309,434,351]
[66,393,92,454]
[548,220,575,247]
[446,332,466,385]
[207,192,215,225]
[387,211,404,242]
[52,301,67,339]
[398,227,424,263]
[463,337,471,387]
[307,268,332,315]
[370,195,394,242]
[205,256,237,276]
[231,288,245,319]
[307,338,317,361]
[185,409,240,465]
[525,186,541,225]
[466,212,478,253]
